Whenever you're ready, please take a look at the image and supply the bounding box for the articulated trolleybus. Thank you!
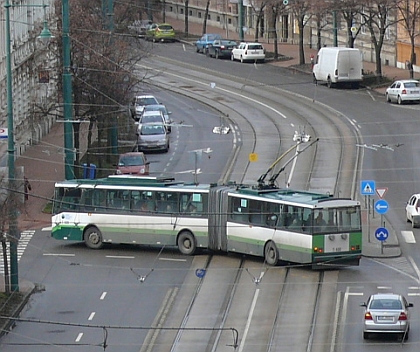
[52,175,362,267]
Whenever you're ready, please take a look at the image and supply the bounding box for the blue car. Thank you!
[195,33,222,53]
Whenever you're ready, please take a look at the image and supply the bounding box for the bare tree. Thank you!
[396,0,420,79]
[289,0,313,65]
[359,0,399,77]
[53,0,150,175]
[340,0,362,47]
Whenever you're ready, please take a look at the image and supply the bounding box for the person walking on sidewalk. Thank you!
[24,176,31,201]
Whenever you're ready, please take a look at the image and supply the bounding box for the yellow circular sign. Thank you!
[249,153,258,162]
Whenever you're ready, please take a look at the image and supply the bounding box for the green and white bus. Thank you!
[52,175,362,267]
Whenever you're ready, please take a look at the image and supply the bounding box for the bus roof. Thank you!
[54,175,213,190]
[232,187,358,207]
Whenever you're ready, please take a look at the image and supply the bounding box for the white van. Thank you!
[313,47,363,88]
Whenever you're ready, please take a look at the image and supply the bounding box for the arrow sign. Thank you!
[0,128,8,139]
[375,199,389,214]
[375,227,389,241]
[376,187,388,199]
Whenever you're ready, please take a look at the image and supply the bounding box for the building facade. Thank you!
[0,0,58,162]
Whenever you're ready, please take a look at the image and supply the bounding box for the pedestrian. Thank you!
[24,176,31,201]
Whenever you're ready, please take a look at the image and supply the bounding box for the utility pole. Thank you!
[238,0,244,42]
[62,0,75,180]
[103,0,118,155]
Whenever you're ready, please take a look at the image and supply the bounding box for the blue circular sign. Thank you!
[374,199,389,214]
[195,268,206,278]
[375,227,389,242]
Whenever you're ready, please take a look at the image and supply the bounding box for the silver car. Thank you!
[385,79,420,104]
[361,293,413,340]
[142,104,173,132]
[137,123,169,153]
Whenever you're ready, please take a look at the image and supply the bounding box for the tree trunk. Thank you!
[202,0,210,35]
[2,238,10,294]
[184,0,189,36]
[298,19,305,65]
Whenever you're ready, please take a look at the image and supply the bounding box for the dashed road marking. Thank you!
[401,230,416,243]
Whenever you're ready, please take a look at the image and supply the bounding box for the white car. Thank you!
[406,194,420,228]
[130,95,159,120]
[386,80,420,104]
[231,42,265,63]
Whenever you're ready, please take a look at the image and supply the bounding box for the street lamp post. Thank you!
[62,0,75,180]
[5,0,19,292]
[5,0,53,292]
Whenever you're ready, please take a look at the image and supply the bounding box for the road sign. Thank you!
[195,268,206,278]
[0,128,8,139]
[374,199,389,214]
[361,180,376,195]
[375,227,389,241]
[376,187,388,199]
[283,0,289,4]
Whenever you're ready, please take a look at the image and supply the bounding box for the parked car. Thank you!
[231,42,266,63]
[116,152,150,175]
[386,79,420,104]
[206,39,238,59]
[142,104,173,132]
[361,293,413,340]
[195,33,222,53]
[130,19,153,37]
[130,95,159,120]
[146,23,176,42]
[406,193,420,227]
[137,123,170,153]
[137,110,167,133]
[312,47,363,88]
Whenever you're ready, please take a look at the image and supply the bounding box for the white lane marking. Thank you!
[408,293,420,296]
[159,257,187,262]
[238,289,260,352]
[409,286,420,290]
[408,255,420,281]
[41,226,52,231]
[105,255,135,259]
[88,312,95,321]
[377,286,392,290]
[75,333,83,342]
[43,253,75,257]
[401,231,416,243]
[100,292,107,300]
[347,292,363,295]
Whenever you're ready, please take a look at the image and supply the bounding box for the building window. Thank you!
[228,18,232,24]
[180,8,184,14]
[198,12,201,18]
[208,14,211,20]
[217,15,220,22]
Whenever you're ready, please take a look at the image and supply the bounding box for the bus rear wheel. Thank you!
[84,227,103,249]
[177,231,196,255]
[264,241,279,266]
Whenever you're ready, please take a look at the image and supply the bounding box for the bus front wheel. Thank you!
[264,241,279,266]
[84,227,103,249]
[177,231,196,255]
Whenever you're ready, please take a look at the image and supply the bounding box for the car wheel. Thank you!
[215,51,220,59]
[264,241,279,266]
[177,231,196,255]
[206,49,210,57]
[398,95,403,105]
[231,53,235,61]
[363,332,369,340]
[386,93,391,102]
[412,218,416,228]
[84,227,103,249]
[327,77,333,88]
[240,56,244,63]
[196,47,199,53]
[152,37,156,43]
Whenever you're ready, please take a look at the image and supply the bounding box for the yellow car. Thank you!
[146,23,176,43]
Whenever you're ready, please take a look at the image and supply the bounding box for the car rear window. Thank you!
[404,82,419,88]
[159,25,173,30]
[370,299,402,309]
[249,44,263,50]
